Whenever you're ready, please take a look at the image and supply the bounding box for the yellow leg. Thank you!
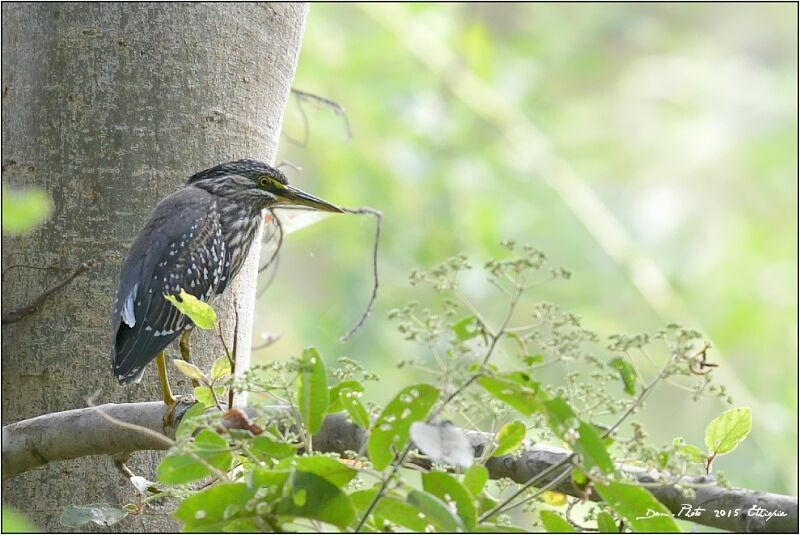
[156,351,176,405]
[179,328,200,388]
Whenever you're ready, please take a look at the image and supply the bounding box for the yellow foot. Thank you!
[179,329,200,388]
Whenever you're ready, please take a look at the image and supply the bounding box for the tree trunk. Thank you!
[1,3,307,531]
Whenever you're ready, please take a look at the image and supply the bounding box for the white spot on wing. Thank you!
[122,283,138,327]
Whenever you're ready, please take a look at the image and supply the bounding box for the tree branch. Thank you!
[2,401,194,480]
[2,404,796,533]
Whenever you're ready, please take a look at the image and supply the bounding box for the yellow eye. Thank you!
[259,177,270,188]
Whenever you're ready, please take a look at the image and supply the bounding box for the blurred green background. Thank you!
[255,3,797,497]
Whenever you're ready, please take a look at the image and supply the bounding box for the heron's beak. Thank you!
[276,184,344,213]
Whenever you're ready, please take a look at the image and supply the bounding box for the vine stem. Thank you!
[356,273,525,531]
[481,350,680,520]
[479,454,577,522]
[354,442,414,532]
[430,274,524,421]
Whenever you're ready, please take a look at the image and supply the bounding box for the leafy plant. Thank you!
[674,406,752,474]
[99,245,747,532]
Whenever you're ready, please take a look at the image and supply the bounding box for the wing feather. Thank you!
[110,187,229,383]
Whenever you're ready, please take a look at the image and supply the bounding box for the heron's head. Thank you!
[187,159,342,213]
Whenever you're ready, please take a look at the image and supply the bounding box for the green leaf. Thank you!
[274,471,355,528]
[246,457,356,530]
[275,455,357,487]
[193,385,225,408]
[368,384,439,470]
[297,347,329,435]
[2,506,37,533]
[60,503,126,529]
[407,489,462,532]
[163,289,216,329]
[463,465,489,496]
[2,186,52,235]
[422,472,476,529]
[522,354,545,366]
[451,315,480,340]
[493,420,526,457]
[672,438,707,463]
[351,489,429,531]
[596,511,619,532]
[210,355,232,380]
[328,380,364,412]
[502,370,538,388]
[173,359,207,382]
[474,523,528,532]
[704,407,752,456]
[157,429,232,484]
[250,436,296,461]
[247,466,291,494]
[477,375,543,415]
[540,510,575,532]
[543,397,615,474]
[594,481,679,532]
[220,519,260,532]
[572,468,588,486]
[174,483,254,532]
[609,357,637,396]
[339,388,370,428]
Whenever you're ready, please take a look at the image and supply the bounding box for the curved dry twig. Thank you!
[339,207,382,342]
[256,209,284,299]
[2,258,97,324]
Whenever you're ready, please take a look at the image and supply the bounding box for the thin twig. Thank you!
[484,350,681,519]
[251,332,283,351]
[85,393,174,449]
[283,92,310,147]
[86,393,232,482]
[2,258,96,324]
[339,207,382,342]
[218,323,233,368]
[230,297,240,408]
[355,442,415,533]
[480,455,577,522]
[232,297,239,371]
[256,209,284,299]
[358,275,522,530]
[258,208,284,275]
[566,496,598,531]
[2,262,65,281]
[290,88,352,141]
[276,161,303,173]
[204,379,224,412]
[430,277,525,420]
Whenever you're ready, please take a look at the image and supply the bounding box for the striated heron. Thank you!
[109,159,342,407]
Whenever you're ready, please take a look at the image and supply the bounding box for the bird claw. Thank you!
[162,395,198,435]
[162,395,182,433]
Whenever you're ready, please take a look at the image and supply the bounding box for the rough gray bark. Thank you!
[3,404,797,533]
[1,3,307,531]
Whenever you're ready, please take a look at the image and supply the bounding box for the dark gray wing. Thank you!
[110,186,229,384]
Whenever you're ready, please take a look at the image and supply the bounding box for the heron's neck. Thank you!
[218,199,263,279]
